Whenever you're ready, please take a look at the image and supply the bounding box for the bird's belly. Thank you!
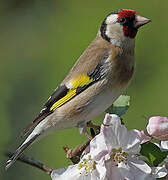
[82,87,125,121]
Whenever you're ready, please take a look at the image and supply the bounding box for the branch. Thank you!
[5,152,53,174]
[63,139,90,164]
[63,127,100,164]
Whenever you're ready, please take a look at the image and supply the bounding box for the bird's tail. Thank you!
[6,133,39,170]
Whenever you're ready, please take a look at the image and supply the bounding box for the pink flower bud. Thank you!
[147,116,168,140]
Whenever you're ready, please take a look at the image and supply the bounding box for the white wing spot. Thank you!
[66,81,73,89]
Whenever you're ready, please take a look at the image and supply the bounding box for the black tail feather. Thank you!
[6,134,39,170]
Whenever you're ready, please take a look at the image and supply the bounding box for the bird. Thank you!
[6,9,151,169]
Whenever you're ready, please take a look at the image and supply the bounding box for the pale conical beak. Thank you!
[134,15,151,28]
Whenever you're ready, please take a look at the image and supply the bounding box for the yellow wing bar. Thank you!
[70,74,93,88]
[50,74,93,111]
[50,89,76,110]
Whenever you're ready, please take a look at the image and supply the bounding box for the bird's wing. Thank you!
[22,51,110,136]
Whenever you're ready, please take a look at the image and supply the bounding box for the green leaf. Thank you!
[140,142,168,166]
[105,95,130,116]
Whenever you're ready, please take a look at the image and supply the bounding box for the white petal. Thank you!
[51,165,84,180]
[90,132,109,158]
[161,141,168,150]
[95,158,107,180]
[102,114,127,149]
[122,129,141,154]
[129,158,151,174]
[151,166,167,178]
[51,164,102,180]
[118,162,134,180]
[103,114,121,126]
[116,125,129,148]
[100,124,119,149]
[128,157,152,180]
[105,161,124,180]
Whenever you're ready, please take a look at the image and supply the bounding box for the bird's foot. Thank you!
[77,121,100,140]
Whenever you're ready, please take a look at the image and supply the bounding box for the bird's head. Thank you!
[100,9,151,47]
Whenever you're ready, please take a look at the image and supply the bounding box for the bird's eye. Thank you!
[119,17,126,24]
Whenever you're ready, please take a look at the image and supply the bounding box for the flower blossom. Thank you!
[51,114,166,180]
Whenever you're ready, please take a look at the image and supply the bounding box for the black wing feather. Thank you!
[45,85,68,109]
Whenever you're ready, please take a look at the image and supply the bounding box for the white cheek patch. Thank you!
[106,14,118,24]
[106,23,123,38]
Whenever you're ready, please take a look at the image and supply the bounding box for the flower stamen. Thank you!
[78,155,96,176]
[110,147,128,164]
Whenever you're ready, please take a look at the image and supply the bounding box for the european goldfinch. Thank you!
[6,9,151,169]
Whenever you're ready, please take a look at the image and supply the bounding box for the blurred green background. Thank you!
[1,0,168,179]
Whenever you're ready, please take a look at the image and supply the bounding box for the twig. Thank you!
[5,152,53,174]
[63,126,100,164]
[87,123,100,131]
[63,139,91,164]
